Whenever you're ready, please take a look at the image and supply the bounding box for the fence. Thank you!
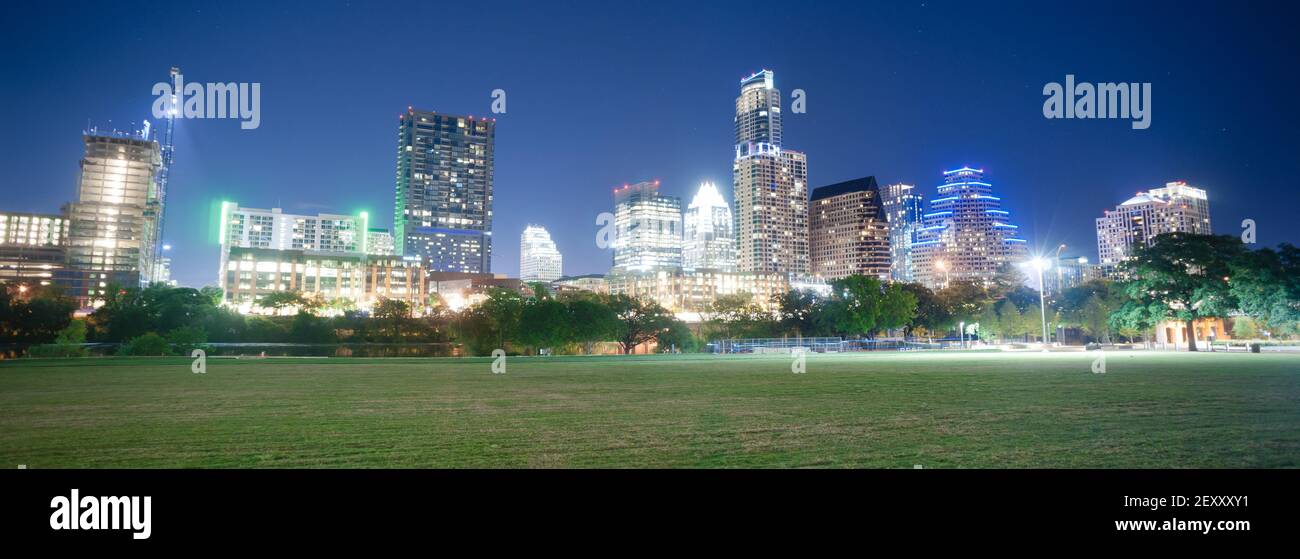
[707,337,943,354]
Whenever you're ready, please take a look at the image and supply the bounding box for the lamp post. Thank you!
[1033,257,1051,351]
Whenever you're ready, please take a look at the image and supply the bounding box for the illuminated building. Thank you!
[366,228,395,255]
[612,180,682,272]
[552,274,609,294]
[881,182,923,282]
[682,182,736,272]
[426,271,527,312]
[605,269,791,318]
[732,70,808,276]
[1095,181,1212,271]
[0,212,68,286]
[64,129,163,300]
[220,247,428,315]
[520,225,563,282]
[394,108,495,273]
[911,167,1029,290]
[809,176,891,281]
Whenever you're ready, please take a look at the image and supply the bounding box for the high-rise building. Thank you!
[366,228,395,256]
[219,203,367,253]
[682,182,736,272]
[0,211,68,286]
[881,182,924,282]
[394,108,495,274]
[1095,181,1212,270]
[612,180,682,272]
[64,130,163,300]
[520,225,563,282]
[732,70,808,276]
[911,167,1028,290]
[809,177,891,281]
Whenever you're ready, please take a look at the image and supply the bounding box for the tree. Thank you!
[703,292,773,340]
[0,283,76,343]
[607,294,675,354]
[256,291,307,316]
[372,298,414,340]
[566,297,618,354]
[1117,234,1244,351]
[831,275,885,337]
[1231,316,1260,340]
[1228,244,1300,335]
[899,283,950,336]
[656,319,699,353]
[772,290,824,337]
[937,281,986,332]
[1079,294,1112,343]
[977,303,1002,342]
[877,282,918,334]
[518,298,572,354]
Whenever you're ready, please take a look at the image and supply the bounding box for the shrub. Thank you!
[166,325,208,354]
[118,332,170,356]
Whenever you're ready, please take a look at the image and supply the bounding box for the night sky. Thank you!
[2,0,1297,288]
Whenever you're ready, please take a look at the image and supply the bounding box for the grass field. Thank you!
[1,351,1297,468]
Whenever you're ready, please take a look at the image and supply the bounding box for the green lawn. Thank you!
[1,351,1297,468]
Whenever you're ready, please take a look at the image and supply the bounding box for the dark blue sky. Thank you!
[3,0,1297,287]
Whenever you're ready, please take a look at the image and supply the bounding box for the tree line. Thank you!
[2,234,1294,356]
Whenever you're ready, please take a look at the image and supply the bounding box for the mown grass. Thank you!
[0,351,1296,468]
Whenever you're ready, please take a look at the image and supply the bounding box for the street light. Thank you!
[1024,257,1052,352]
[935,260,950,289]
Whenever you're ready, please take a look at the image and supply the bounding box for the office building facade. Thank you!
[881,182,923,282]
[911,167,1028,290]
[612,180,682,272]
[682,182,736,272]
[520,225,563,282]
[809,177,891,281]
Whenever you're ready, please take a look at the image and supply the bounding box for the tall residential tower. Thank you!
[1095,181,1211,271]
[394,109,495,273]
[732,70,809,276]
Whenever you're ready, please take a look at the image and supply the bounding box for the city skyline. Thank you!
[3,1,1298,289]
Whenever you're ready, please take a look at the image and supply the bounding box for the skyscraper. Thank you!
[809,177,891,281]
[732,70,809,276]
[612,180,682,272]
[682,181,736,272]
[64,129,163,300]
[394,108,495,274]
[881,182,924,282]
[911,167,1028,290]
[1095,181,1211,271]
[520,225,563,282]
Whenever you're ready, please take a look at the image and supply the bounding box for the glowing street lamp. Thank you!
[935,260,950,288]
[1024,257,1053,351]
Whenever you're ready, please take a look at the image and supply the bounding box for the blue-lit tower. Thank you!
[911,167,1028,290]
